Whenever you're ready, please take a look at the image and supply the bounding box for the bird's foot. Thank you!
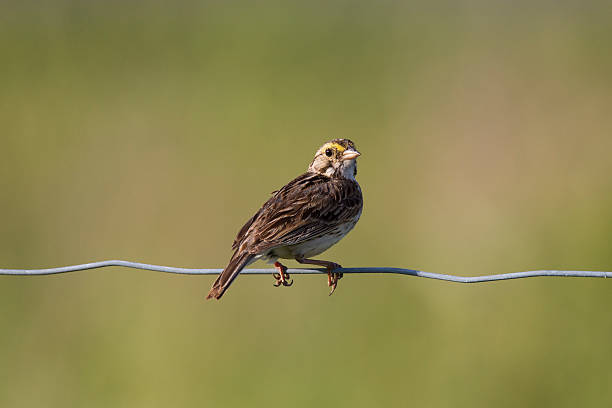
[273,262,293,287]
[327,263,343,296]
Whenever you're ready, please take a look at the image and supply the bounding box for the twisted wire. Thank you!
[1,260,610,283]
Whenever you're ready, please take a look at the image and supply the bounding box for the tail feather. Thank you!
[206,252,254,300]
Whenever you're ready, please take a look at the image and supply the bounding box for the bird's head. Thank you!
[308,139,360,180]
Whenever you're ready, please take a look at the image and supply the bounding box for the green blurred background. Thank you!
[1,1,611,407]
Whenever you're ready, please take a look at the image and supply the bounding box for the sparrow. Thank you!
[206,139,363,300]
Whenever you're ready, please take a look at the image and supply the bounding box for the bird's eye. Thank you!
[325,148,333,157]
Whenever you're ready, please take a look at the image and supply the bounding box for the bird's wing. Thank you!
[233,172,362,254]
[232,208,262,250]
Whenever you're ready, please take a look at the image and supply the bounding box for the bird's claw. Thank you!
[327,265,343,296]
[272,264,293,287]
[273,273,293,287]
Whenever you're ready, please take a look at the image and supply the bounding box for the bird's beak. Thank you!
[341,149,361,161]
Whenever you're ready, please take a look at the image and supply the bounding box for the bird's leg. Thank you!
[295,258,343,295]
[272,261,293,287]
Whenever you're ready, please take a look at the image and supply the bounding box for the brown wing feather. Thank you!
[232,208,262,250]
[233,172,362,255]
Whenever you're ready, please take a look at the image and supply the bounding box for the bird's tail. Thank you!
[206,251,254,300]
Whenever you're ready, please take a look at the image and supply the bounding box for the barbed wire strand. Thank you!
[0,260,610,283]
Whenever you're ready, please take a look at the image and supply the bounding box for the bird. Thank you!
[206,139,363,300]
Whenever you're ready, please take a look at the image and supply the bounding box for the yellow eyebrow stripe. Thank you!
[324,143,346,152]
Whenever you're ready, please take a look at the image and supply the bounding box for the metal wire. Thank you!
[0,260,610,283]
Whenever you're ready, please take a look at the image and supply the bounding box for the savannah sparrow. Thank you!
[206,139,363,300]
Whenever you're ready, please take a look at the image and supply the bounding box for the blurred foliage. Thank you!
[1,1,611,407]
